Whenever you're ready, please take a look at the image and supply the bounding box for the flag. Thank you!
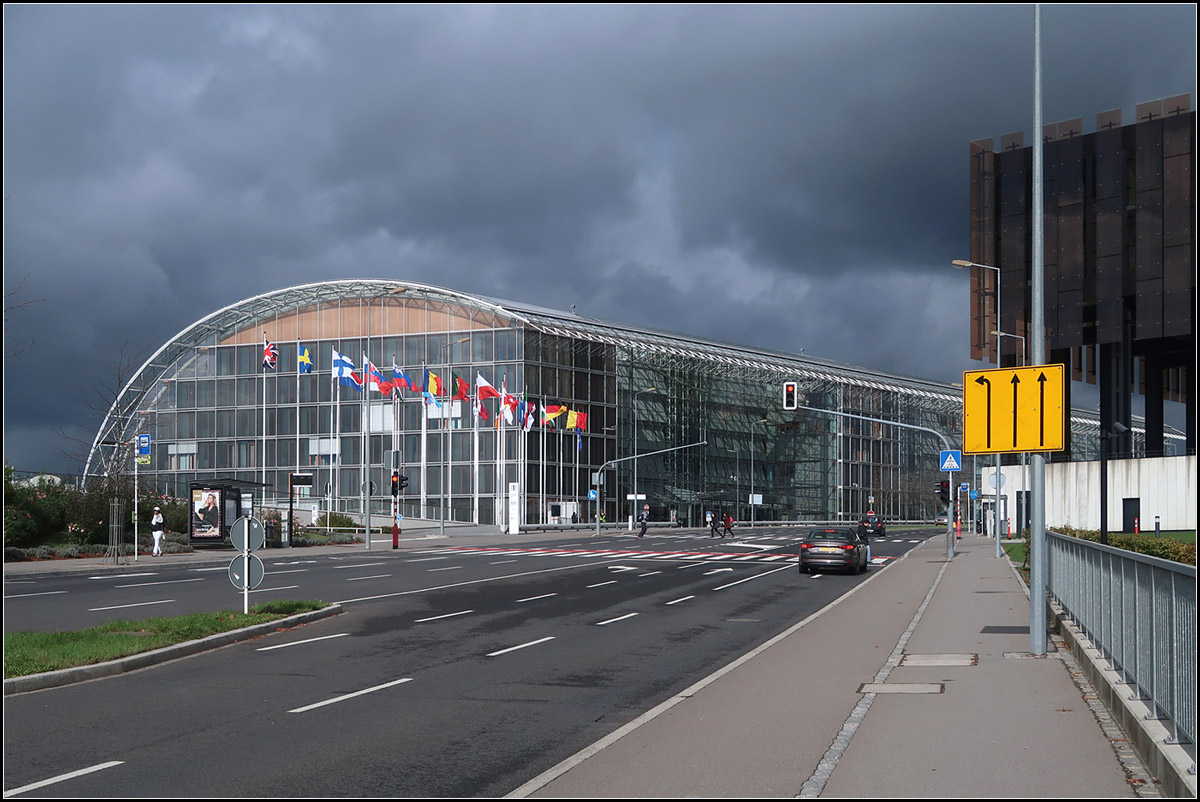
[500,381,518,425]
[519,400,537,432]
[473,395,490,422]
[262,339,279,370]
[452,373,470,401]
[333,349,363,391]
[364,355,386,394]
[423,389,442,408]
[425,369,443,397]
[543,405,568,426]
[298,345,314,374]
[476,374,501,400]
[391,361,412,396]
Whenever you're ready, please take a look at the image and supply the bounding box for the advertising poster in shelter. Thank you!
[191,488,223,542]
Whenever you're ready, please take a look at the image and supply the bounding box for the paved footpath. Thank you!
[507,532,1169,798]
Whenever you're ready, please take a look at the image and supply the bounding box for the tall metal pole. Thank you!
[632,388,655,529]
[1029,4,1048,655]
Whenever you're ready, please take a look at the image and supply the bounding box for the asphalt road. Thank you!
[3,527,937,797]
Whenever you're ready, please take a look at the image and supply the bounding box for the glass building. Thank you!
[87,279,1001,527]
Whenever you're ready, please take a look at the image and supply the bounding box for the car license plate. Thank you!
[814,546,837,553]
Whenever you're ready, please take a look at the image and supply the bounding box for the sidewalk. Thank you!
[508,532,1175,798]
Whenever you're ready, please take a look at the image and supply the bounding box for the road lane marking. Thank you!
[415,610,473,622]
[333,562,387,570]
[516,593,557,603]
[334,558,617,605]
[712,564,793,590]
[586,581,617,588]
[4,590,68,599]
[595,613,638,626]
[405,556,449,563]
[427,566,462,572]
[89,599,174,612]
[257,633,349,651]
[4,761,124,796]
[89,573,155,580]
[666,595,694,605]
[346,574,392,582]
[114,578,205,588]
[288,677,413,713]
[487,636,556,657]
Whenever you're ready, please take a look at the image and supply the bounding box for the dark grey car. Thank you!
[798,527,868,574]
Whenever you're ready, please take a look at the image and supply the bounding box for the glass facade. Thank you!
[88,280,1026,527]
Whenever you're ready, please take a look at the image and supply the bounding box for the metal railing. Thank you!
[1046,530,1196,749]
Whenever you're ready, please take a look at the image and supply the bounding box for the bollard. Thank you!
[1155,515,1160,538]
[1134,516,1139,535]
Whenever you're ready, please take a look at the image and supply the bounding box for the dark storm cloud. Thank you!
[3,4,1195,473]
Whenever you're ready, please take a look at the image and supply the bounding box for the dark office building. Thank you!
[967,94,1196,460]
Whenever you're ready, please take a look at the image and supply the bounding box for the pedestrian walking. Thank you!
[637,510,648,538]
[710,511,720,537]
[722,511,733,538]
[151,506,165,556]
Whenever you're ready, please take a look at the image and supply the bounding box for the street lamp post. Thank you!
[631,387,656,529]
[954,259,1004,558]
[440,336,470,538]
[995,329,1027,545]
[751,418,768,528]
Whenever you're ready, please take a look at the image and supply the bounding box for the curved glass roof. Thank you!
[86,279,963,478]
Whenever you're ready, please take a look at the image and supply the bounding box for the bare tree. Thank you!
[57,341,151,494]
[4,272,45,359]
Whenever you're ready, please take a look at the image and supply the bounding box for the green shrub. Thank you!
[1054,526,1196,566]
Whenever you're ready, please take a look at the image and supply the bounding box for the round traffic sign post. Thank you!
[228,553,265,590]
[230,516,265,552]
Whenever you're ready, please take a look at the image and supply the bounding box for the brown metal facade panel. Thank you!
[1136,279,1163,339]
[1163,244,1194,336]
[968,140,996,363]
[1095,196,1124,257]
[1135,118,1164,191]
[1056,289,1084,343]
[1135,191,1164,283]
[1163,153,1192,247]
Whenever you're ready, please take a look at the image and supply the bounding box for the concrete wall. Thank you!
[984,454,1196,532]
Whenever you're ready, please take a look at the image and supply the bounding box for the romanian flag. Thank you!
[424,369,442,397]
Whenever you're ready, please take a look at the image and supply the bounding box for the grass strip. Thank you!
[4,600,327,678]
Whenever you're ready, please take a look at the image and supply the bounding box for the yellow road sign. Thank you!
[963,364,1065,454]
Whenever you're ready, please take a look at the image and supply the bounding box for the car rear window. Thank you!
[810,530,850,541]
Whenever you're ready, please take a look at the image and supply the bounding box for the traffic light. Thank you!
[398,474,409,492]
[937,480,950,505]
[391,472,399,497]
[783,381,797,410]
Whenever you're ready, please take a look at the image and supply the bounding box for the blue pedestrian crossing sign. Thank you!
[939,450,962,471]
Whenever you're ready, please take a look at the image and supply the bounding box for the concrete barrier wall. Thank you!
[993,454,1196,532]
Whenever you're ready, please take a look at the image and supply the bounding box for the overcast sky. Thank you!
[3,4,1196,475]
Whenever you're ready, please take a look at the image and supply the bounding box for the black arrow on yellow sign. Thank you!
[1010,373,1020,448]
[1038,371,1048,446]
[974,374,991,449]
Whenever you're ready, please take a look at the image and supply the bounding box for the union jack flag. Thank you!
[262,339,279,370]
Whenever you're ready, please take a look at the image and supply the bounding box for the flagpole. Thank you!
[331,349,338,533]
[540,406,547,524]
[420,362,428,524]
[262,333,268,496]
